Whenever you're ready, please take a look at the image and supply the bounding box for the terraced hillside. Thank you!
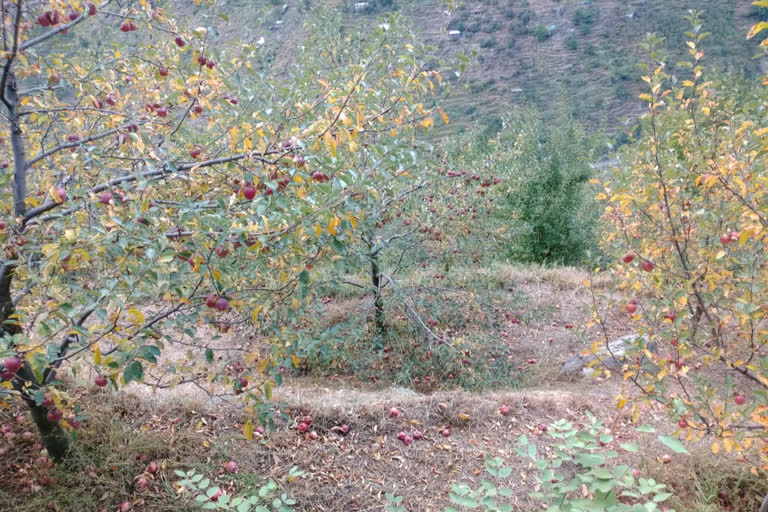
[175,0,765,137]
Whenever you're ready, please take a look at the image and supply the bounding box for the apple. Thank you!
[641,260,654,272]
[215,297,229,311]
[147,462,158,475]
[206,60,216,69]
[720,233,731,245]
[298,422,309,433]
[499,405,510,416]
[225,461,238,473]
[661,454,672,464]
[137,476,149,489]
[3,357,21,374]
[734,393,746,405]
[46,409,62,423]
[527,358,536,364]
[88,2,97,15]
[730,231,739,242]
[106,94,117,106]
[632,468,641,478]
[95,375,108,387]
[441,429,451,437]
[99,192,113,205]
[293,155,306,167]
[158,66,169,77]
[0,220,5,231]
[664,312,676,322]
[303,415,313,425]
[308,431,318,440]
[397,432,406,441]
[678,418,687,428]
[92,97,103,109]
[119,501,132,512]
[68,11,79,21]
[215,245,229,258]
[626,302,638,314]
[412,430,422,440]
[156,107,168,118]
[242,184,256,200]
[239,377,248,388]
[38,13,50,27]
[340,424,350,434]
[1,161,8,168]
[193,104,203,114]
[389,407,400,418]
[49,72,61,84]
[175,36,186,47]
[190,147,201,159]
[197,55,207,66]
[55,187,66,202]
[402,435,412,446]
[205,294,218,308]
[229,96,238,105]
[311,171,329,183]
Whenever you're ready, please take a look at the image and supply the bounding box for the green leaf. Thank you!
[574,453,606,467]
[659,436,690,454]
[620,442,639,453]
[637,424,656,433]
[206,348,214,364]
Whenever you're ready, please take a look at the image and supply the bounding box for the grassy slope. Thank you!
[174,0,764,138]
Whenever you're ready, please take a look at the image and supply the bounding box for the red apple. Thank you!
[94,375,108,387]
[225,461,238,473]
[297,422,309,433]
[0,220,5,231]
[303,415,313,425]
[389,407,400,418]
[622,253,635,263]
[215,245,229,258]
[206,60,216,69]
[527,358,536,364]
[340,424,350,434]
[106,94,117,106]
[308,431,318,440]
[156,107,168,118]
[46,409,62,423]
[402,435,412,446]
[3,357,22,374]
[734,393,746,405]
[678,418,687,428]
[147,462,158,475]
[99,192,113,205]
[730,231,739,242]
[1,161,8,169]
[626,302,638,314]
[412,430,422,440]
[664,312,676,322]
[239,377,248,388]
[205,294,218,308]
[158,66,169,77]
[119,501,132,512]
[190,147,201,159]
[293,155,306,167]
[174,36,185,47]
[197,55,207,66]
[720,233,731,245]
[68,11,79,21]
[215,297,229,311]
[193,104,203,114]
[38,13,50,27]
[661,454,672,464]
[641,260,654,272]
[88,2,97,15]
[441,429,451,437]
[137,476,149,489]
[499,405,510,416]
[397,432,406,441]
[55,187,66,202]
[229,96,238,105]
[242,184,256,200]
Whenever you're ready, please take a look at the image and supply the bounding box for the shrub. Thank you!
[480,37,497,48]
[565,36,578,50]
[533,25,549,41]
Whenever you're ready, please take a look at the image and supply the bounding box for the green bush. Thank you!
[497,110,600,265]
[533,25,549,41]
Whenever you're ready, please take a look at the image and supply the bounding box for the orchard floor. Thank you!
[1,264,766,512]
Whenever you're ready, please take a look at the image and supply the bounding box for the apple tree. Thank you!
[593,11,768,471]
[0,0,443,460]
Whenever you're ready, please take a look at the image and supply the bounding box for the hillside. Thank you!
[176,0,765,138]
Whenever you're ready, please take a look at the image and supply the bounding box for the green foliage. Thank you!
[496,110,600,265]
[573,7,599,35]
[515,413,677,511]
[175,467,303,512]
[533,25,549,41]
[446,457,515,512]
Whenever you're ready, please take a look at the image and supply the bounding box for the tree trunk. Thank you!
[370,251,385,338]
[28,401,70,461]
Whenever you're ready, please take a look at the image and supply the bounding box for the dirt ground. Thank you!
[1,264,764,511]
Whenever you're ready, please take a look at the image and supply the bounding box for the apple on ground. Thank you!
[95,375,108,387]
[389,407,400,418]
[225,461,238,473]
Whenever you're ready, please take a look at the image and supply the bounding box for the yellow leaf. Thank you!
[748,21,768,40]
[617,396,627,411]
[244,420,253,440]
[127,308,146,326]
[251,304,263,324]
[93,344,102,365]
